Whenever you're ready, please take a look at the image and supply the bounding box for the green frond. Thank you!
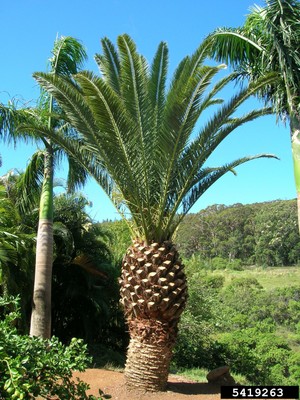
[0,103,41,145]
[117,34,149,125]
[34,34,278,243]
[177,152,278,223]
[66,156,88,192]
[116,34,153,218]
[53,221,74,258]
[49,35,87,76]
[0,240,18,265]
[148,41,168,131]
[74,72,144,205]
[205,28,263,70]
[6,151,44,216]
[206,0,300,119]
[95,37,121,94]
[33,72,100,146]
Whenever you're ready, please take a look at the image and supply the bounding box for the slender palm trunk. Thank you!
[30,148,54,338]
[290,115,300,232]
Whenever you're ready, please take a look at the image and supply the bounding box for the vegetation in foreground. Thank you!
[0,296,111,399]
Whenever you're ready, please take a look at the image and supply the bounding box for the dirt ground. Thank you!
[73,369,221,400]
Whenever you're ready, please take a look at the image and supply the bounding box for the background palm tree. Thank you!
[32,34,276,391]
[0,36,87,338]
[205,0,300,229]
[29,36,88,338]
[0,171,36,330]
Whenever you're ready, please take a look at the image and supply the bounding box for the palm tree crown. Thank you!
[204,0,300,230]
[206,0,300,120]
[33,34,276,244]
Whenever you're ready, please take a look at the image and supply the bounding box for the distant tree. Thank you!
[177,203,257,262]
[254,200,300,265]
[177,200,299,266]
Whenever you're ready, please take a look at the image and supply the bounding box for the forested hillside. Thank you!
[175,199,300,266]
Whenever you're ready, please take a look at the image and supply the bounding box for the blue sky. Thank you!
[1,0,295,222]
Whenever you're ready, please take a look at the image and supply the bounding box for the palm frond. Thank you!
[74,71,146,217]
[0,103,41,145]
[53,221,74,259]
[34,34,278,243]
[22,121,115,201]
[66,156,89,192]
[205,28,263,71]
[175,153,278,229]
[148,41,168,147]
[33,72,100,147]
[206,0,300,119]
[15,151,44,213]
[116,35,151,213]
[95,37,121,94]
[49,35,87,76]
[117,34,149,129]
[158,78,277,236]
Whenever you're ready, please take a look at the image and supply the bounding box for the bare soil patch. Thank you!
[74,368,221,400]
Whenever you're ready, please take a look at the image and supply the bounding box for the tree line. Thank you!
[176,199,300,266]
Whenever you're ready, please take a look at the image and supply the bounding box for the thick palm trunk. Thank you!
[120,240,188,391]
[290,115,300,232]
[30,150,54,338]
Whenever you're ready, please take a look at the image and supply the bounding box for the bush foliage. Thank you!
[0,296,109,399]
[173,266,300,385]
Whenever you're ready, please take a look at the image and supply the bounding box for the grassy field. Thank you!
[212,266,300,290]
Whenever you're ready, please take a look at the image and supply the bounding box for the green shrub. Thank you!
[210,257,228,270]
[172,311,222,370]
[216,327,298,385]
[0,296,109,399]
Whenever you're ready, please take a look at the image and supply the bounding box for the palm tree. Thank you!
[205,0,300,229]
[32,34,276,390]
[0,36,87,338]
[29,36,88,338]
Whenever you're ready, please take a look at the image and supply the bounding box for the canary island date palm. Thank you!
[0,36,87,338]
[33,34,277,390]
[205,0,300,229]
